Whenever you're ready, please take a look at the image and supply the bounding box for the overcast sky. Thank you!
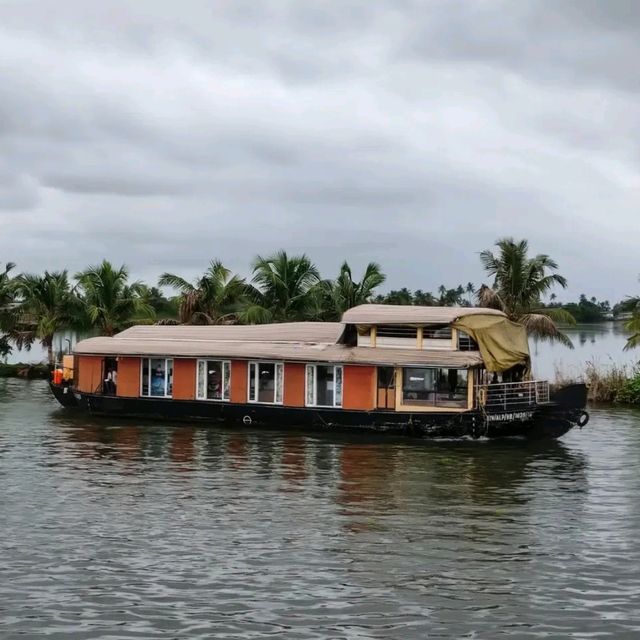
[0,0,638,302]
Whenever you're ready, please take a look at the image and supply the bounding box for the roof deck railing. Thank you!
[477,380,549,413]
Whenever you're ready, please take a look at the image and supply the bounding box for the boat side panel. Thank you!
[117,357,141,398]
[283,362,306,407]
[230,360,248,403]
[76,355,103,394]
[342,365,377,411]
[173,359,197,400]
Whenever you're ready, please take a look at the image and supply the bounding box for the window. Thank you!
[423,326,452,339]
[377,326,418,339]
[141,358,173,397]
[401,367,468,408]
[305,364,343,407]
[457,331,479,351]
[197,359,231,401]
[248,362,284,404]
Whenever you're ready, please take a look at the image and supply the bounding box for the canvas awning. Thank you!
[452,314,530,373]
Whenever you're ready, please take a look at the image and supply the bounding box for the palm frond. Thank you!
[519,313,574,349]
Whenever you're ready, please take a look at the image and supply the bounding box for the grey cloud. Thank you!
[0,0,638,302]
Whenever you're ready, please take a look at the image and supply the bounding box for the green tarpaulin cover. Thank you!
[453,314,530,373]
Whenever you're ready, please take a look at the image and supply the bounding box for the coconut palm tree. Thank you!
[14,271,79,365]
[622,278,640,351]
[0,262,17,358]
[76,260,154,336]
[478,238,575,347]
[466,282,475,306]
[242,251,320,323]
[158,260,246,325]
[317,261,386,320]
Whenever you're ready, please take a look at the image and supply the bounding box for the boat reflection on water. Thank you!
[48,410,588,508]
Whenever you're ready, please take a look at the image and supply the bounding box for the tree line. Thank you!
[1,238,639,364]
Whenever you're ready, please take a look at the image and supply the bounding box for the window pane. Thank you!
[335,366,343,407]
[306,365,315,406]
[166,359,173,396]
[142,358,150,396]
[275,363,284,404]
[258,363,275,403]
[435,369,468,408]
[223,361,231,400]
[402,367,436,406]
[249,363,257,401]
[206,360,223,400]
[150,358,167,397]
[316,365,335,407]
[197,360,206,399]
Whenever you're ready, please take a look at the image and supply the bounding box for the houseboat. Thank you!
[50,305,589,439]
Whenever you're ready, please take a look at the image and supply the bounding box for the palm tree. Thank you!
[478,238,576,347]
[14,271,79,365]
[318,261,386,320]
[243,251,320,323]
[158,260,246,324]
[0,262,17,358]
[76,260,154,336]
[466,282,475,306]
[623,278,640,351]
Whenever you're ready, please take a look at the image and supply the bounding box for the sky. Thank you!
[0,0,638,303]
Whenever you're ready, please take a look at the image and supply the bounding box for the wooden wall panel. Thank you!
[76,355,103,393]
[343,365,376,411]
[230,360,248,404]
[284,362,305,407]
[173,359,197,400]
[116,357,141,398]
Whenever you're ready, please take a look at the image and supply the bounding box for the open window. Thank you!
[141,358,173,398]
[248,362,284,404]
[305,364,343,408]
[197,359,231,401]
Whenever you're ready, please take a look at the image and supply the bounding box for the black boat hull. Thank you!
[50,383,588,440]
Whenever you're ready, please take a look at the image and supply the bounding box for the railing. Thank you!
[477,380,550,413]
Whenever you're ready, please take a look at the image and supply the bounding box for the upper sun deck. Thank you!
[341,304,506,352]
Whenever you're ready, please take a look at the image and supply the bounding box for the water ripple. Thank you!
[2,379,640,638]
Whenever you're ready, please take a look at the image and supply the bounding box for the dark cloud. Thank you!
[0,0,638,301]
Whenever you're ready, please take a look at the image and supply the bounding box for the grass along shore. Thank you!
[555,360,640,405]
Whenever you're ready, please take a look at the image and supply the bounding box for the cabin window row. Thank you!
[135,359,468,409]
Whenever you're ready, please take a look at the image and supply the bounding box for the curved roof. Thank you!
[341,304,505,326]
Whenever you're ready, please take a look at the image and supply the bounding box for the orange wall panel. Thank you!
[117,357,141,398]
[284,362,305,407]
[343,365,376,411]
[173,359,197,400]
[230,360,248,404]
[76,355,103,393]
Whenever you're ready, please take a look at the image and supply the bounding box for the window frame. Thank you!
[399,366,469,409]
[247,361,284,405]
[305,364,343,408]
[140,357,174,398]
[196,358,231,402]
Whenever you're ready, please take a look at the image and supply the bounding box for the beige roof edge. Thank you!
[341,304,506,325]
[73,338,483,368]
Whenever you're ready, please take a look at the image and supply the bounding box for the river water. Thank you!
[3,379,640,638]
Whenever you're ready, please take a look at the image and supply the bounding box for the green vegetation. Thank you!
[477,238,576,347]
[1,239,639,369]
[555,361,640,405]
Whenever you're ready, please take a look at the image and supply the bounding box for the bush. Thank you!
[616,374,640,405]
